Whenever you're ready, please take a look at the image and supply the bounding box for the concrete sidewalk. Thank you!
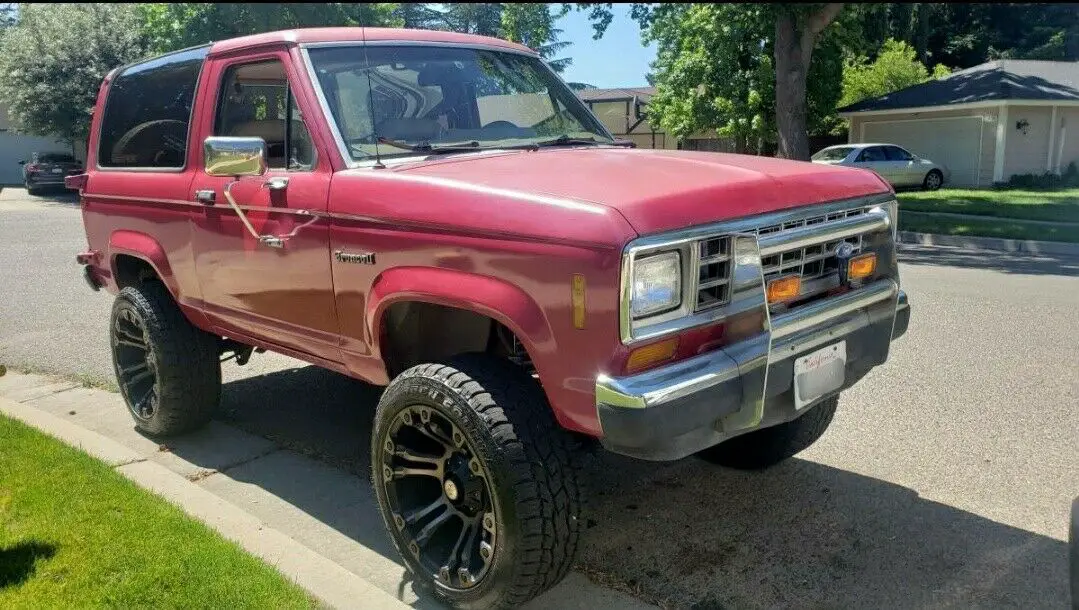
[0,370,655,610]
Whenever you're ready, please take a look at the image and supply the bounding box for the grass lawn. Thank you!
[898,212,1079,244]
[0,415,317,609]
[897,187,1079,223]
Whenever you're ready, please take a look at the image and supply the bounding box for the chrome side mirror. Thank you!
[204,136,267,177]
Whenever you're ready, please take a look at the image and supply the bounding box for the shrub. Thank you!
[1002,162,1079,189]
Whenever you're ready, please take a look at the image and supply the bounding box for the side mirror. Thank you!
[18,160,25,165]
[204,136,267,177]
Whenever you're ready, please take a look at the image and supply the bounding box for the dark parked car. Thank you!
[19,152,82,195]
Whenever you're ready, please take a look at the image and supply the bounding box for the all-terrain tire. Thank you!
[923,169,944,191]
[371,354,585,609]
[110,282,221,436]
[696,396,839,470]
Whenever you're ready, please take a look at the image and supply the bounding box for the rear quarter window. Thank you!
[97,47,208,169]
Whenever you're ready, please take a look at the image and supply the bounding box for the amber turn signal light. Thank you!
[626,338,679,373]
[766,275,801,303]
[847,252,877,280]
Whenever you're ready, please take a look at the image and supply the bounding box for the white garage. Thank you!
[861,117,983,187]
[839,60,1079,187]
[0,129,72,186]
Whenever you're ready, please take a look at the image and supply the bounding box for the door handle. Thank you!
[195,189,216,205]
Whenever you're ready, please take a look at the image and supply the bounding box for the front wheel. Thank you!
[923,169,944,191]
[372,354,584,609]
[696,396,839,470]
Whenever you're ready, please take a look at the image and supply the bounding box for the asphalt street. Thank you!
[2,190,1076,608]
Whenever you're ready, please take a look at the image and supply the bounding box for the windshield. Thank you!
[811,146,856,162]
[37,153,76,163]
[306,45,614,161]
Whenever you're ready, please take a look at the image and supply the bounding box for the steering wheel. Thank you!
[482,121,520,130]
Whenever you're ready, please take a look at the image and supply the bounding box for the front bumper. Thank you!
[596,280,909,461]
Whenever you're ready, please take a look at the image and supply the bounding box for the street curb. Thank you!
[897,230,1079,256]
[0,395,411,610]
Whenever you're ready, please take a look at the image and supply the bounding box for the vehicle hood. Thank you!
[389,147,891,236]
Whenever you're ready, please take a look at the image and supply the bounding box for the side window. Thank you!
[884,146,913,161]
[858,146,886,162]
[214,60,315,171]
[98,47,207,168]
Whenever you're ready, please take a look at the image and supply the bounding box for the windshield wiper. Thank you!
[530,135,633,149]
[376,137,482,154]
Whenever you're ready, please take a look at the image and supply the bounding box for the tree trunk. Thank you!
[774,3,844,161]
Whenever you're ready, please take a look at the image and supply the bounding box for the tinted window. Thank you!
[884,146,913,161]
[214,60,315,170]
[98,47,207,168]
[37,153,77,163]
[858,146,887,162]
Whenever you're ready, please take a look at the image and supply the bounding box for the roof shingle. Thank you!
[838,60,1079,113]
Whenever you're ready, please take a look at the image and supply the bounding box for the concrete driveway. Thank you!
[1,192,1075,608]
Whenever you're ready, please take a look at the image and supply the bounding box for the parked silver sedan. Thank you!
[811,143,950,191]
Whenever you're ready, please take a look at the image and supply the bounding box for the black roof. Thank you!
[838,60,1079,113]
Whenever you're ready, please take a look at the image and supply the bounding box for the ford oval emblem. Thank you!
[835,242,855,259]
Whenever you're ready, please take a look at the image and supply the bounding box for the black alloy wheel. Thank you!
[378,404,497,591]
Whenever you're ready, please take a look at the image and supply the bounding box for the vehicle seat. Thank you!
[226,119,313,168]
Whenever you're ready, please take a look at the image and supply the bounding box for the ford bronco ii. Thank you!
[71,28,910,609]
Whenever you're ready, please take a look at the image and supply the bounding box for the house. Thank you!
[839,60,1079,187]
[0,102,77,185]
[576,87,732,151]
[578,87,846,154]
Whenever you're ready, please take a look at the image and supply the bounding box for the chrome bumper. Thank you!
[596,280,909,461]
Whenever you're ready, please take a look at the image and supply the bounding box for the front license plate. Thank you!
[51,168,63,174]
[793,341,846,410]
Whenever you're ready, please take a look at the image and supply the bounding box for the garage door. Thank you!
[862,117,982,187]
[0,131,71,186]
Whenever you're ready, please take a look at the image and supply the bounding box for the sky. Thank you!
[553,5,657,89]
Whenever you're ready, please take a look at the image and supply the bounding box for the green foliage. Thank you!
[615,3,844,151]
[840,38,951,108]
[1005,163,1079,190]
[138,3,399,53]
[0,3,149,142]
[500,4,574,73]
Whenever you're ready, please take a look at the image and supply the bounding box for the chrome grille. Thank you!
[757,207,872,286]
[690,205,876,313]
[694,235,732,311]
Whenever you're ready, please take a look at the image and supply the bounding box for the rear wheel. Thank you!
[923,169,944,191]
[110,282,221,436]
[372,354,584,609]
[24,181,40,196]
[696,396,839,470]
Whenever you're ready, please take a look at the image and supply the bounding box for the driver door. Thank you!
[189,52,341,363]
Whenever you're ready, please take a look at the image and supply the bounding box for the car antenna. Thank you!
[361,27,385,169]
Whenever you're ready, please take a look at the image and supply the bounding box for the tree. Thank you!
[840,38,950,108]
[772,3,845,160]
[0,3,149,144]
[138,3,398,53]
[500,4,575,73]
[578,3,845,159]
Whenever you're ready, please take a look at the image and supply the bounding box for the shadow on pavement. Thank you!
[162,364,1071,609]
[899,243,1079,277]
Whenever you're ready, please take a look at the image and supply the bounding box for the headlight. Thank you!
[631,252,681,319]
[883,199,898,238]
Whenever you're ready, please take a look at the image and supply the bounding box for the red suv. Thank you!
[71,28,909,608]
